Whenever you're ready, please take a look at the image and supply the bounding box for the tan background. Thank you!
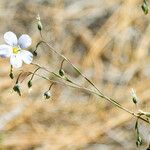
[0,0,149,149]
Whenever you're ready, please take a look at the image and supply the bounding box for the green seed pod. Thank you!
[142,0,149,15]
[138,110,149,116]
[136,136,142,147]
[59,69,65,77]
[33,51,37,56]
[37,14,43,31]
[28,80,32,88]
[9,72,14,79]
[145,113,150,118]
[44,91,51,99]
[132,97,137,104]
[13,84,21,96]
[9,65,14,79]
[38,21,43,31]
[131,89,139,105]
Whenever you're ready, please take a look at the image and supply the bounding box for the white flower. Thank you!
[0,31,33,68]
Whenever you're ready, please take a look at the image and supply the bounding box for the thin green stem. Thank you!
[34,41,104,95]
[32,33,150,125]
[28,71,150,125]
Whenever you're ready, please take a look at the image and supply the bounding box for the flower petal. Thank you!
[4,31,18,46]
[18,34,32,49]
[0,44,12,58]
[10,54,22,68]
[20,50,33,64]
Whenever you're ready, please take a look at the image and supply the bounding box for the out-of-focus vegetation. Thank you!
[0,0,150,149]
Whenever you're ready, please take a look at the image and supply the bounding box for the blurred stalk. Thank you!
[32,20,150,125]
[27,69,150,125]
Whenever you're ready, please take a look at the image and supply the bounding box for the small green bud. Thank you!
[38,21,43,31]
[136,136,142,147]
[131,89,139,105]
[132,97,137,104]
[37,14,43,31]
[33,51,37,56]
[135,120,138,130]
[142,0,149,15]
[13,84,21,96]
[9,65,14,79]
[138,110,150,118]
[28,80,32,88]
[135,118,143,147]
[9,72,14,79]
[44,91,51,99]
[145,112,150,117]
[59,69,65,77]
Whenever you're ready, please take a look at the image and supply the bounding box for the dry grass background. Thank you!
[0,0,150,149]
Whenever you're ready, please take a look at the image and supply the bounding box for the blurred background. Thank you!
[0,0,150,149]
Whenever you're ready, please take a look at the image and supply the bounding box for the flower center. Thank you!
[13,47,20,54]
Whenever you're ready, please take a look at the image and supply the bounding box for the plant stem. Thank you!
[28,71,150,125]
[33,32,150,125]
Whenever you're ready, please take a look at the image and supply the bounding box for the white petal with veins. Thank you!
[20,50,33,64]
[18,34,32,49]
[4,31,18,46]
[0,44,12,58]
[10,54,22,68]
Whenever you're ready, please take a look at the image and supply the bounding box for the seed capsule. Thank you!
[37,14,43,31]
[28,80,32,88]
[142,0,148,15]
[9,72,14,79]
[13,84,21,96]
[59,69,65,77]
[44,91,51,99]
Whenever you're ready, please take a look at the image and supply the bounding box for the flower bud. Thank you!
[59,69,65,77]
[33,51,37,56]
[13,84,21,96]
[9,65,14,79]
[138,110,150,118]
[142,0,148,15]
[28,80,32,88]
[136,136,142,147]
[132,97,137,104]
[37,14,43,31]
[44,91,51,99]
[9,72,14,79]
[145,112,150,118]
[131,89,138,104]
[38,21,43,31]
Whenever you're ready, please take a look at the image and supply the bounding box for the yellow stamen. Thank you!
[13,47,20,54]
